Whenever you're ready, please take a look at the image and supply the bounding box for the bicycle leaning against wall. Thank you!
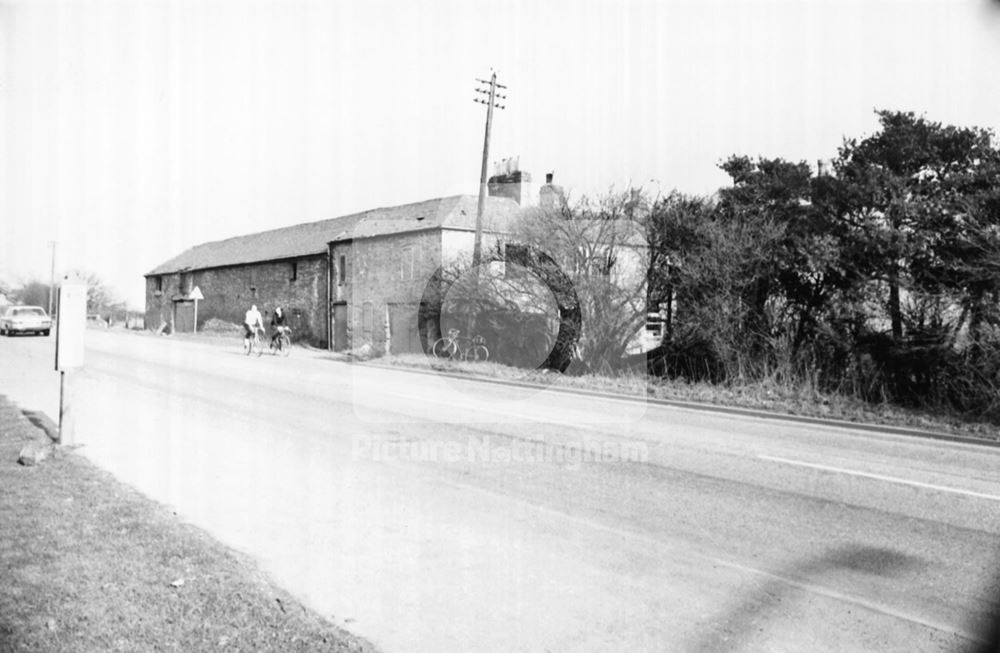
[431,328,489,362]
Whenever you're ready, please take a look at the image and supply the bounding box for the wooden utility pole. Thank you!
[48,241,56,317]
[472,72,506,268]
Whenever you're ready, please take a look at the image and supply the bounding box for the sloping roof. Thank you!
[348,195,522,239]
[146,195,522,276]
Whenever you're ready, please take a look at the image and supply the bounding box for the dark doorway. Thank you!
[333,303,348,351]
[174,300,195,333]
[388,303,421,355]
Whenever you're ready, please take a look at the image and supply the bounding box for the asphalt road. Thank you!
[2,329,999,652]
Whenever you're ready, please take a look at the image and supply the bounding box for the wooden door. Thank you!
[389,304,420,354]
[174,301,194,333]
[333,304,348,351]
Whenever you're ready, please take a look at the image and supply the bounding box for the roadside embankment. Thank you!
[0,394,377,653]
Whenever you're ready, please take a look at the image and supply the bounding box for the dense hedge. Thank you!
[645,111,1000,424]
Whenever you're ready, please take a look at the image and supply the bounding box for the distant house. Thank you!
[145,184,542,352]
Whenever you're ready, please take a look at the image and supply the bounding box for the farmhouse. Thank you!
[144,174,549,353]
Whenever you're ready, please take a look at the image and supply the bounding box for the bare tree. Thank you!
[67,270,117,315]
[514,190,650,373]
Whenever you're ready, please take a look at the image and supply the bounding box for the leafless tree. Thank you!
[513,189,650,373]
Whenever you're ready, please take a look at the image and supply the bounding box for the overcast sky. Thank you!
[3,0,1000,308]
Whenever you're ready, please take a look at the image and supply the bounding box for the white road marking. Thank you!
[759,454,1000,502]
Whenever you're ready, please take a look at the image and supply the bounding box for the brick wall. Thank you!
[145,273,182,331]
[143,226,504,353]
[348,230,443,353]
[145,255,329,346]
[329,242,354,351]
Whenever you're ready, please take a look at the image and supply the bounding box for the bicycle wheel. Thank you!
[279,334,291,357]
[431,337,457,359]
[244,338,252,355]
[254,335,264,357]
[466,344,489,362]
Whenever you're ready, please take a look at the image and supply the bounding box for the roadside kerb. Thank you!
[358,360,1000,449]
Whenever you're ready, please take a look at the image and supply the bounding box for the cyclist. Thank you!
[243,304,264,350]
[270,306,288,347]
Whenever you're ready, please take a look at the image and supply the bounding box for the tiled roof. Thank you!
[146,195,521,275]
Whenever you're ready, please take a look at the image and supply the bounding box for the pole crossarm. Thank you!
[475,78,507,89]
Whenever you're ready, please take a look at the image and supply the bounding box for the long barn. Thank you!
[144,186,535,353]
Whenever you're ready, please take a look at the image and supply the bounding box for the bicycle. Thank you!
[244,326,264,357]
[431,329,489,362]
[269,326,292,357]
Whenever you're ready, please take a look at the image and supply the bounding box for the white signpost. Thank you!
[189,286,204,333]
[54,281,87,445]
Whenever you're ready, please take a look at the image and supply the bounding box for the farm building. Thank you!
[144,178,543,353]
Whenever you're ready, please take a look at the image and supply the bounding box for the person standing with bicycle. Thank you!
[243,304,264,351]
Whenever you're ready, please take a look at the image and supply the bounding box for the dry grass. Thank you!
[376,353,1000,442]
[643,376,1000,440]
[381,354,648,395]
[200,318,244,335]
[0,396,378,653]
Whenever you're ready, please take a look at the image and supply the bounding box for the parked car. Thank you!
[0,305,52,336]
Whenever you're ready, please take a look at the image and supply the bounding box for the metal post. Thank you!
[54,281,86,446]
[58,370,72,445]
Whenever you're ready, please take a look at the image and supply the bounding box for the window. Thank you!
[290,260,298,282]
[338,255,346,285]
[362,302,373,333]
[180,273,191,294]
[154,276,163,292]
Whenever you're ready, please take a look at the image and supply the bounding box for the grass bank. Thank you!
[0,396,377,653]
[375,353,1000,443]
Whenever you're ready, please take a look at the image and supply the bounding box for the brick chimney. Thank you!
[487,157,536,206]
[539,171,565,211]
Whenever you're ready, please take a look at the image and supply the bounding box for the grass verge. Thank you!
[0,395,377,653]
[375,353,1000,442]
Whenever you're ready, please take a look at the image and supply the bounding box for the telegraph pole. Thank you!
[472,71,506,268]
[48,241,56,317]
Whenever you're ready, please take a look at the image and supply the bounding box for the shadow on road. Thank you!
[690,544,927,652]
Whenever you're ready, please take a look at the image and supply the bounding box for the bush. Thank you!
[201,318,242,335]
